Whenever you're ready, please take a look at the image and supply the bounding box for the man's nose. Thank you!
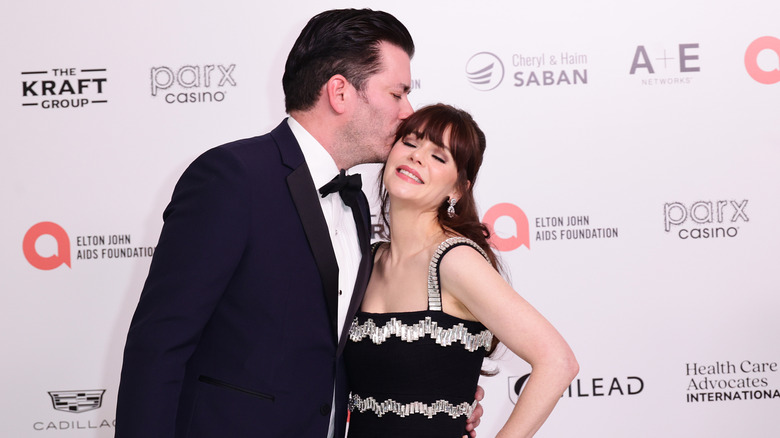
[399,95,413,119]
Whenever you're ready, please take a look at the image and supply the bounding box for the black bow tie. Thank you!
[319,169,362,206]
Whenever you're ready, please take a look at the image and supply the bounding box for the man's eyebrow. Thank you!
[397,83,412,94]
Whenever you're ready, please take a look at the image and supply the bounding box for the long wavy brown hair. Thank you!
[379,103,503,362]
[379,103,498,269]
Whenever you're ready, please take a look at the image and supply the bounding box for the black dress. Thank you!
[344,237,494,438]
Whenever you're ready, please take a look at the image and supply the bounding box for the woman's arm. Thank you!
[440,245,579,438]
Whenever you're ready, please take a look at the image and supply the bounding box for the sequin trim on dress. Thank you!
[427,237,490,311]
[348,393,477,419]
[348,316,492,352]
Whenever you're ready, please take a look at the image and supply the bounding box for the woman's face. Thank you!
[383,129,459,212]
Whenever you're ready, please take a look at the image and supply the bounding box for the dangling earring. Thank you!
[447,197,457,218]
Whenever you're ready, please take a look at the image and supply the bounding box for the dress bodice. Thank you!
[344,237,493,438]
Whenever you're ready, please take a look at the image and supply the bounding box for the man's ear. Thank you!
[326,74,350,114]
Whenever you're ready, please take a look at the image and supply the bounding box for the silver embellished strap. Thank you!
[349,393,477,419]
[348,316,492,352]
[427,237,490,311]
[371,241,386,256]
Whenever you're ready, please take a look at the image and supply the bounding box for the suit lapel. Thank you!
[273,120,340,344]
[337,192,373,355]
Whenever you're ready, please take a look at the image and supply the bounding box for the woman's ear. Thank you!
[450,180,471,201]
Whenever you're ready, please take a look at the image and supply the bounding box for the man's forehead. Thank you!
[376,43,411,81]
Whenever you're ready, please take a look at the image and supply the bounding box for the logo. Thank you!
[483,203,530,251]
[34,390,115,431]
[48,390,105,413]
[686,360,780,403]
[508,374,531,404]
[466,50,589,91]
[514,374,645,402]
[23,222,155,269]
[23,222,71,270]
[151,63,237,104]
[563,376,644,398]
[629,43,700,85]
[513,52,588,88]
[370,214,389,241]
[663,200,749,239]
[534,215,619,242]
[22,68,108,109]
[745,36,780,84]
[465,52,504,91]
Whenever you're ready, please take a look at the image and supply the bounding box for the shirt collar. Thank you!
[287,116,341,191]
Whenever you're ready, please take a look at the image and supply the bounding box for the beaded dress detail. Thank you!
[344,237,493,438]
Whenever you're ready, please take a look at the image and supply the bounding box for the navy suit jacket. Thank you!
[116,120,372,437]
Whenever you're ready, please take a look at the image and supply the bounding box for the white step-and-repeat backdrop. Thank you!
[3,1,779,436]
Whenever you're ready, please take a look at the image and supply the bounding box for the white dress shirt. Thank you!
[287,117,362,438]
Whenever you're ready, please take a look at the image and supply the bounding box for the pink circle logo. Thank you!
[23,222,71,270]
[482,203,530,251]
[745,36,780,84]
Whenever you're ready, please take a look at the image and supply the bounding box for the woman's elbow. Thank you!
[560,350,579,382]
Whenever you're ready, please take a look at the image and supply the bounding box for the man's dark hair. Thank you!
[282,9,415,113]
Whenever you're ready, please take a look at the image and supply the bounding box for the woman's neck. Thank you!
[386,202,446,261]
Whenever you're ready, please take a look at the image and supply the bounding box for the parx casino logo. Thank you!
[663,200,749,239]
[151,63,237,104]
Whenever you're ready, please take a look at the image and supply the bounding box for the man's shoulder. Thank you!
[198,120,296,163]
[219,122,286,152]
[217,133,273,155]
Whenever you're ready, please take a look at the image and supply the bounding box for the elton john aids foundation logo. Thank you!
[23,222,71,270]
[482,203,530,251]
[745,36,780,84]
[465,52,505,91]
[23,222,155,269]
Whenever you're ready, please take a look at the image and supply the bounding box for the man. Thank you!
[117,9,481,437]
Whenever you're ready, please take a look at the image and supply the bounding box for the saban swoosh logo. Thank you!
[466,52,504,91]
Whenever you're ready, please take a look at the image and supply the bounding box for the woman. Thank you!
[344,104,579,437]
